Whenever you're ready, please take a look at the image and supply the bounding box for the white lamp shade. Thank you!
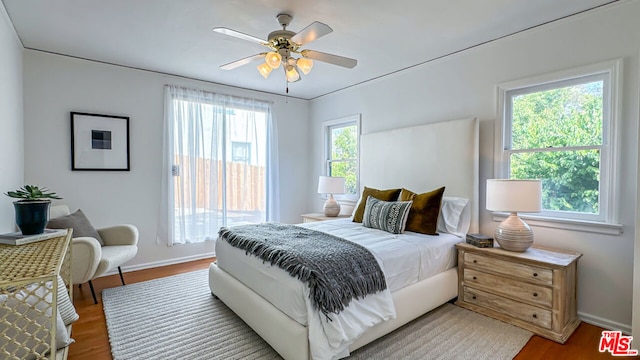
[317,176,346,194]
[297,58,313,75]
[256,62,272,79]
[486,179,542,213]
[265,52,282,69]
[285,65,300,82]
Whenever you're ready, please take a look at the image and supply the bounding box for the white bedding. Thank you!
[215,219,463,359]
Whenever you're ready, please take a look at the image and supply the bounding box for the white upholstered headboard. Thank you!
[360,117,479,233]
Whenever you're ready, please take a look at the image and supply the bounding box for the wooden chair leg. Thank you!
[118,266,126,285]
[88,280,98,304]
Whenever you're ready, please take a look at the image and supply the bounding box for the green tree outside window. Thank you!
[509,81,603,214]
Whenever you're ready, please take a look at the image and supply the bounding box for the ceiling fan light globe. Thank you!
[257,63,272,79]
[285,65,300,82]
[297,58,313,75]
[265,52,282,69]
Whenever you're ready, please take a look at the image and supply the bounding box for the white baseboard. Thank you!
[580,311,632,335]
[99,252,216,277]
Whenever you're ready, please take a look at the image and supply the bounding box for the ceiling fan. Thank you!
[213,13,357,91]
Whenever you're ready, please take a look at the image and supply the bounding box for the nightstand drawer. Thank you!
[463,286,552,329]
[463,268,552,308]
[465,252,553,286]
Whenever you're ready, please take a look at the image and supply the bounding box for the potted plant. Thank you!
[5,185,62,235]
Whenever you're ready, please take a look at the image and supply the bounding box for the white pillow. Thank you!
[437,197,471,237]
[55,276,80,326]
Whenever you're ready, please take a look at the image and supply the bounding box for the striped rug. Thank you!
[102,269,532,360]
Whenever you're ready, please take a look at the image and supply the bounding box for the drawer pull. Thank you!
[533,292,538,297]
[472,296,476,300]
[473,276,477,280]
[533,272,538,277]
[532,314,537,319]
[473,260,478,264]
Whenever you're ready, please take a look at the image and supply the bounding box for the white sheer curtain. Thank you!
[158,85,279,246]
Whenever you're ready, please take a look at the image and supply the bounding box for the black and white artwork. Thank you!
[92,130,112,149]
[71,112,130,171]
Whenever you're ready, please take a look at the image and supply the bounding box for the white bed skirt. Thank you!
[209,262,458,360]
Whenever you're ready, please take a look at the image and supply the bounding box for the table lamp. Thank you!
[486,179,542,252]
[317,176,346,217]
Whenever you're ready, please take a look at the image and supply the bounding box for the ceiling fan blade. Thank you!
[291,21,333,46]
[213,27,267,45]
[301,50,357,69]
[220,53,266,70]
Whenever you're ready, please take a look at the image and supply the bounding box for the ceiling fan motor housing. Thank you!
[277,13,293,28]
[268,29,298,59]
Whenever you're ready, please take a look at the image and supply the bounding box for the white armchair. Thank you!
[49,205,139,304]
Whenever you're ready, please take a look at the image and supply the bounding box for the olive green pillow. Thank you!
[352,187,402,223]
[399,186,446,235]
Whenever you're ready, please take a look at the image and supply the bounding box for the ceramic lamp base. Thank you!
[323,195,341,217]
[495,212,534,252]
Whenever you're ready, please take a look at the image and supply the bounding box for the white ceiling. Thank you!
[2,0,616,100]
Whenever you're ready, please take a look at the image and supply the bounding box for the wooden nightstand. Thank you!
[301,213,350,223]
[455,242,582,343]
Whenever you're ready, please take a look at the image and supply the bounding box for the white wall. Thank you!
[310,2,639,332]
[0,4,24,233]
[23,51,310,269]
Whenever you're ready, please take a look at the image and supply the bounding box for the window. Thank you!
[161,86,276,245]
[231,141,251,163]
[324,115,360,197]
[496,60,620,224]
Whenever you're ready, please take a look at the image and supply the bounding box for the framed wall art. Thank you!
[71,112,130,171]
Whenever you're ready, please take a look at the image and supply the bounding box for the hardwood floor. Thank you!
[69,259,623,360]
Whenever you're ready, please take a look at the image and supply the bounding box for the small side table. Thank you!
[301,213,351,223]
[0,229,73,359]
[455,242,582,343]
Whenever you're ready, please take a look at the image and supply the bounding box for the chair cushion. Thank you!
[94,245,138,278]
[47,209,104,245]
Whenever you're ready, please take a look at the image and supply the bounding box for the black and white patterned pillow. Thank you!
[362,195,413,234]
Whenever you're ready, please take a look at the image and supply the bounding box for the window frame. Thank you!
[322,114,361,201]
[495,59,621,229]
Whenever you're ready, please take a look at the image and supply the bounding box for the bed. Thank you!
[209,117,479,359]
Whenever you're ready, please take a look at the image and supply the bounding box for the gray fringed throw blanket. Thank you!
[218,223,387,319]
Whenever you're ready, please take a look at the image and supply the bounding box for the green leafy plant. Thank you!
[5,185,62,201]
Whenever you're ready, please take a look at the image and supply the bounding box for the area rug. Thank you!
[102,269,532,360]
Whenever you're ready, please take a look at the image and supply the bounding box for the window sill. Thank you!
[491,212,623,236]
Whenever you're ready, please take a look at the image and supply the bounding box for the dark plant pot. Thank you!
[14,200,51,235]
